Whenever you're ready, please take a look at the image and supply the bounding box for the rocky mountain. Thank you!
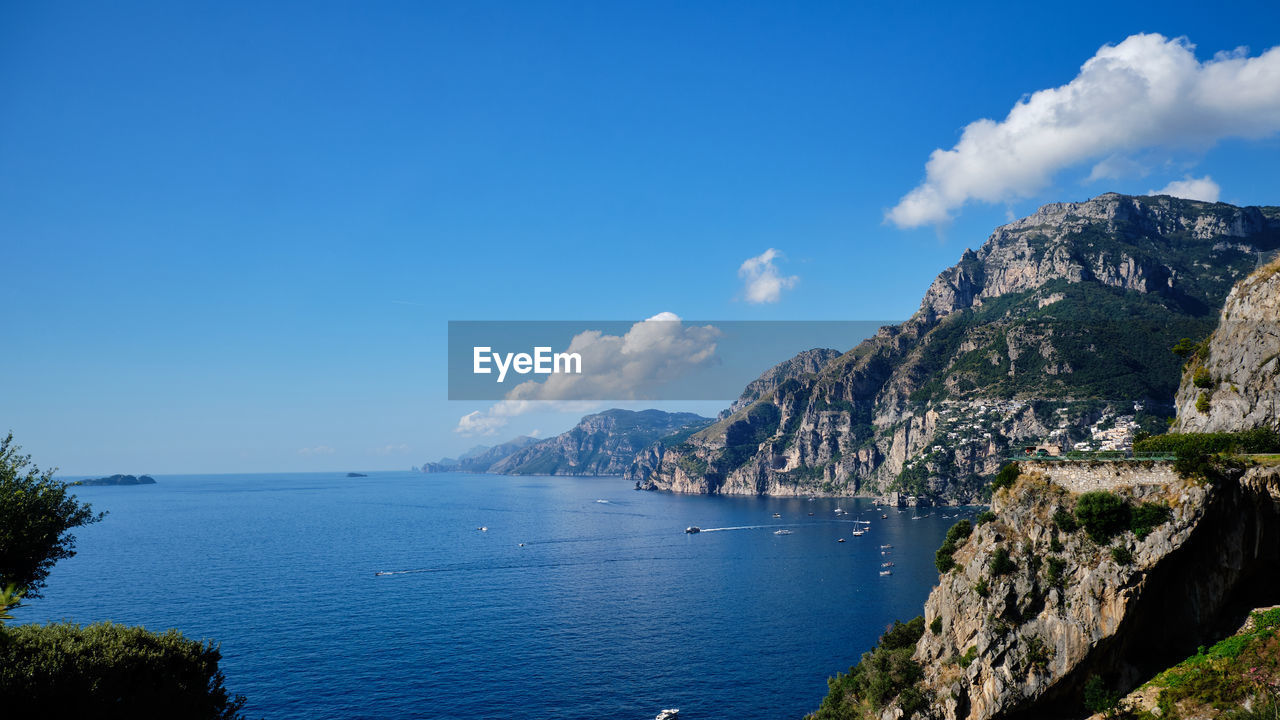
[718,348,841,420]
[489,409,711,476]
[1174,256,1280,433]
[631,193,1280,503]
[834,461,1280,720]
[811,257,1280,719]
[420,437,539,473]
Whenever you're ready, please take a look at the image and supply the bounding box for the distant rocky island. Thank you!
[72,474,157,486]
[423,409,712,476]
[346,472,368,477]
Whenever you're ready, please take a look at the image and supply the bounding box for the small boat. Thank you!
[518,543,525,547]
[881,561,894,568]
[880,544,893,549]
[852,528,866,537]
[880,570,893,576]
[685,526,701,534]
[881,514,888,519]
[774,529,792,535]
[478,526,488,532]
[808,511,815,516]
[834,507,845,515]
[772,512,782,518]
[656,710,680,720]
[837,538,846,543]
[375,571,392,576]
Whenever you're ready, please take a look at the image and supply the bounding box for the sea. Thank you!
[15,471,978,720]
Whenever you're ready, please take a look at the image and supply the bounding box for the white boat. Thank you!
[834,507,845,515]
[880,570,893,576]
[774,529,793,535]
[772,512,782,518]
[852,518,871,537]
[685,526,701,534]
[656,710,680,720]
[837,538,846,543]
[880,544,893,549]
[881,561,894,567]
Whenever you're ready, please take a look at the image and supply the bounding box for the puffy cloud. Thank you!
[1148,175,1221,202]
[297,445,335,456]
[454,314,721,434]
[455,410,509,436]
[738,249,798,303]
[887,34,1280,228]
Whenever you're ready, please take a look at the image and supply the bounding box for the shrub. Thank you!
[991,463,1021,492]
[1130,502,1173,540]
[1193,367,1214,388]
[974,579,990,598]
[1135,428,1280,456]
[1196,392,1211,413]
[935,520,974,574]
[1049,536,1064,553]
[1083,675,1120,715]
[1046,557,1067,587]
[976,511,996,525]
[0,621,246,719]
[957,645,978,668]
[1111,546,1134,565]
[930,616,942,635]
[812,617,925,719]
[946,519,973,544]
[1074,491,1131,544]
[1052,507,1078,532]
[989,547,1016,576]
[1022,635,1054,673]
[935,548,956,574]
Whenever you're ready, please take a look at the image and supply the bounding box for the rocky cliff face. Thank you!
[634,194,1280,502]
[902,466,1280,720]
[1174,257,1280,433]
[421,437,539,472]
[487,409,710,476]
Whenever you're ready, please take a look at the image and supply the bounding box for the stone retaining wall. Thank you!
[1020,460,1179,494]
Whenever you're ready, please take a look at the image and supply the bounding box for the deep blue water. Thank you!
[16,472,976,720]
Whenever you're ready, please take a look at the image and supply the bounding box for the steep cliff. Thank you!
[914,466,1280,719]
[635,194,1280,502]
[487,409,711,476]
[1174,257,1280,433]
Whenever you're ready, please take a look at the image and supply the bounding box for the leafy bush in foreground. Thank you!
[0,621,246,718]
[814,617,926,719]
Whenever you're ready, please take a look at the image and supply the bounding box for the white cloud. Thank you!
[297,445,335,456]
[738,249,798,303]
[454,314,722,435]
[1148,175,1221,202]
[887,34,1280,228]
[455,410,509,436]
[504,313,720,402]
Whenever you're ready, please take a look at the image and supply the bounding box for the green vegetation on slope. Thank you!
[811,616,929,720]
[1125,607,1280,719]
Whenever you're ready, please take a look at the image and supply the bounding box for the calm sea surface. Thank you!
[16,471,976,720]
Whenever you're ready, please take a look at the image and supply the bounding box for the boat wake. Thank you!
[699,524,801,533]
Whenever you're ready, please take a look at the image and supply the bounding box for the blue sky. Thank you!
[4,1,1280,474]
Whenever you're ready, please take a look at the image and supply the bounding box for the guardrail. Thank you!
[1008,452,1178,462]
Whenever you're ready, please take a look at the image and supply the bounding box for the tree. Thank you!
[0,432,104,599]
